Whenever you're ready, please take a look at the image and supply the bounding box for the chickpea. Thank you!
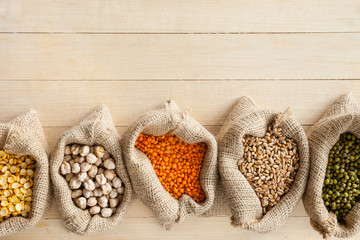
[61,144,125,217]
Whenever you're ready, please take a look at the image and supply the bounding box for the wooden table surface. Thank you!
[1,1,360,239]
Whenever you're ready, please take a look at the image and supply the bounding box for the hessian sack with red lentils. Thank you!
[218,96,310,233]
[121,100,217,229]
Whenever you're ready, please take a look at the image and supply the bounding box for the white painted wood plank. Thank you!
[1,34,360,80]
[0,80,357,126]
[6,216,360,240]
[1,0,360,33]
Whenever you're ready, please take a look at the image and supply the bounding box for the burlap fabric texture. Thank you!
[121,100,217,229]
[218,96,309,233]
[304,93,360,239]
[200,179,231,217]
[0,109,51,237]
[51,105,132,235]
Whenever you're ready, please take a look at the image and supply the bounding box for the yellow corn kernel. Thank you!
[15,194,23,199]
[0,151,6,160]
[1,200,8,207]
[26,169,34,177]
[10,166,17,173]
[8,204,15,212]
[21,210,28,217]
[20,162,27,169]
[0,177,6,185]
[9,158,14,164]
[14,175,20,182]
[25,158,31,164]
[24,196,32,202]
[24,204,30,212]
[11,183,19,189]
[3,190,10,197]
[26,189,32,196]
[4,171,11,177]
[11,196,19,204]
[23,182,30,189]
[15,203,22,211]
[1,166,7,172]
[20,169,27,175]
[1,183,8,189]
[11,212,19,217]
[0,208,8,216]
[20,178,26,184]
[7,176,14,183]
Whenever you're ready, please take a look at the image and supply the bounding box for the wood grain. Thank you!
[1,34,360,80]
[2,0,360,238]
[4,216,347,240]
[0,80,357,127]
[1,0,360,33]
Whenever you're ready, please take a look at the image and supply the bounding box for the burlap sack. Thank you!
[200,179,231,216]
[50,105,132,235]
[0,109,50,237]
[218,96,309,232]
[303,93,360,239]
[121,100,217,229]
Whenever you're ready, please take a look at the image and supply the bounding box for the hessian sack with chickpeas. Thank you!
[303,93,360,238]
[50,105,132,235]
[218,96,310,233]
[121,100,218,229]
[0,110,51,237]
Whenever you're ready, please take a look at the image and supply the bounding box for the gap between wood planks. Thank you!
[0,79,359,81]
[1,32,360,34]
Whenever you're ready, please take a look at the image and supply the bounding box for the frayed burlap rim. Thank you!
[0,109,51,237]
[121,100,218,230]
[50,105,132,235]
[218,96,309,233]
[304,92,360,239]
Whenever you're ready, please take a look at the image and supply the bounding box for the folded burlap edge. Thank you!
[50,105,132,235]
[0,109,51,237]
[219,96,309,233]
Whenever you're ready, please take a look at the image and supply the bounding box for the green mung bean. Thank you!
[322,132,360,219]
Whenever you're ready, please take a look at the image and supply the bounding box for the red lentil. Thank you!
[135,133,207,203]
